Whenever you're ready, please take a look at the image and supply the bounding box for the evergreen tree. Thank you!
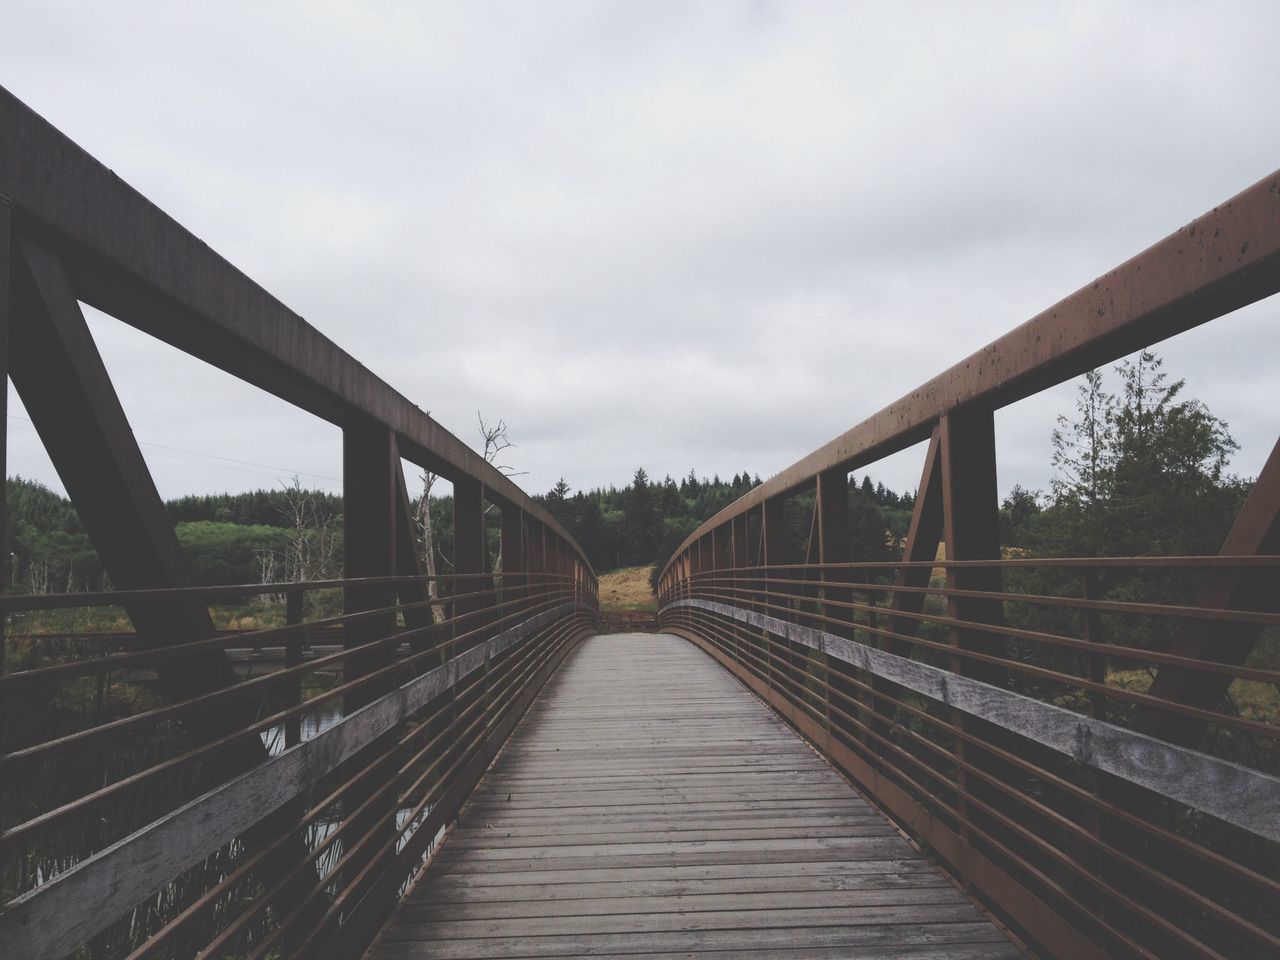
[1051,367,1115,509]
[1041,351,1240,558]
[624,468,659,564]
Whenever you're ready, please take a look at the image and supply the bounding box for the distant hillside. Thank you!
[598,565,657,611]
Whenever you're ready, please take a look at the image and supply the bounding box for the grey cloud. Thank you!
[3,1,1276,504]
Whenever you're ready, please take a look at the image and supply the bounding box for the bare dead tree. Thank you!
[477,412,527,574]
[416,470,446,624]
[279,475,339,584]
[29,559,50,595]
[254,547,281,606]
[477,412,525,479]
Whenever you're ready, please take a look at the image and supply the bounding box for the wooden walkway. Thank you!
[372,633,1023,959]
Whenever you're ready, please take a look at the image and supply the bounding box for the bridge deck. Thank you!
[372,633,1023,959]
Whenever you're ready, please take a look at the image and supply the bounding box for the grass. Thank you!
[598,565,657,611]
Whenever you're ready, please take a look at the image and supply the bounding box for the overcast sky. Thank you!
[4,2,1277,505]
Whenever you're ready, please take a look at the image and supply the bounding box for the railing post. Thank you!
[342,415,399,712]
[340,414,400,900]
[711,525,725,605]
[874,427,944,753]
[761,496,786,689]
[453,476,486,650]
[536,521,550,610]
[939,407,1008,845]
[816,468,851,731]
[731,513,749,606]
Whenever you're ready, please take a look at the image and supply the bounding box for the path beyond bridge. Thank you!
[373,634,1021,959]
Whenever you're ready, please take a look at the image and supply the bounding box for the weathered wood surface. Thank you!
[669,598,1280,842]
[0,603,583,960]
[372,633,1022,959]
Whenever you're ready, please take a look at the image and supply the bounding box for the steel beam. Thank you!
[939,408,1005,684]
[0,85,588,572]
[9,237,241,738]
[939,407,1014,848]
[731,513,749,605]
[1135,436,1280,746]
[761,497,786,566]
[663,170,1280,578]
[815,468,850,569]
[342,416,399,711]
[453,476,486,631]
[871,429,945,745]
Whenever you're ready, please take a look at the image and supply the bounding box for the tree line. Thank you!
[3,351,1250,596]
[536,469,917,584]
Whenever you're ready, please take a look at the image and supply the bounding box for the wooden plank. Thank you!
[420,870,951,904]
[670,599,1280,842]
[382,946,1021,960]
[387,902,987,939]
[399,885,970,921]
[376,922,1019,960]
[447,814,888,837]
[371,634,1020,959]
[442,824,898,848]
[420,858,938,890]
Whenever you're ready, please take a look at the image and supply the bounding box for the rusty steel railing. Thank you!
[659,172,1280,960]
[1,572,597,959]
[0,85,600,959]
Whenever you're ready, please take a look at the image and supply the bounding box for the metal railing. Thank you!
[0,84,602,959]
[2,573,598,958]
[658,171,1280,960]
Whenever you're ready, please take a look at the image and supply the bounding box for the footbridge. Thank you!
[0,87,1277,959]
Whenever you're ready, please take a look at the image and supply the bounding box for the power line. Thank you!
[6,414,342,484]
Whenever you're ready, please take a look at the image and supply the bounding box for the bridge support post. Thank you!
[730,515,749,659]
[761,496,786,690]
[1134,435,1280,744]
[338,416,402,910]
[730,514,749,602]
[527,519,544,612]
[342,415,399,711]
[816,467,852,733]
[875,428,944,750]
[10,235,238,745]
[939,407,1012,850]
[453,476,487,649]
[10,233,323,931]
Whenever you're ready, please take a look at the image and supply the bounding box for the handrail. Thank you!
[657,171,1280,960]
[661,169,1280,581]
[0,87,602,960]
[0,83,588,569]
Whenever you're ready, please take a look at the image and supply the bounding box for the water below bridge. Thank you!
[370,633,1023,959]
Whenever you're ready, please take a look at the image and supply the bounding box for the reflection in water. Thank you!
[261,705,343,755]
